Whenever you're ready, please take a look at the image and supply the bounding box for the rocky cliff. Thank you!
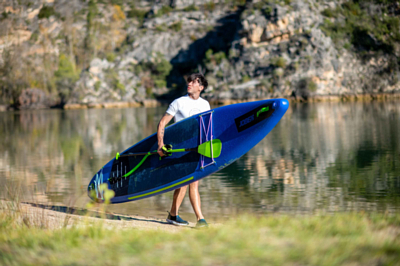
[1,0,399,109]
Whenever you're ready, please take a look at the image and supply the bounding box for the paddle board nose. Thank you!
[275,98,289,114]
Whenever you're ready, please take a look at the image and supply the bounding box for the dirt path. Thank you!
[3,201,197,232]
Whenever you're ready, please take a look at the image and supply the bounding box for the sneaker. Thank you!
[166,212,189,226]
[195,219,208,228]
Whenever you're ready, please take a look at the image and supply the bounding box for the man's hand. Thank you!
[157,144,165,157]
[157,113,173,157]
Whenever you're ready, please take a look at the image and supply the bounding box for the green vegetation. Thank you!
[308,79,317,92]
[38,5,57,19]
[204,49,227,66]
[106,52,116,62]
[204,2,216,11]
[242,75,251,82]
[155,23,167,32]
[94,81,102,91]
[169,21,182,32]
[295,77,318,94]
[126,5,147,24]
[320,0,400,54]
[273,57,287,68]
[104,69,126,94]
[156,5,173,17]
[1,11,10,20]
[133,52,172,95]
[0,211,399,265]
[54,54,80,103]
[182,4,199,12]
[84,0,99,65]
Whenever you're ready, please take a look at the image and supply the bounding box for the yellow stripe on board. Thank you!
[128,177,194,200]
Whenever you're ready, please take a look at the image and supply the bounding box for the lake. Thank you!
[1,101,399,222]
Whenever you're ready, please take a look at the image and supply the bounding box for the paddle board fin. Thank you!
[197,139,222,158]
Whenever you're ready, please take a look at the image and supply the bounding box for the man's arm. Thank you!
[157,113,174,156]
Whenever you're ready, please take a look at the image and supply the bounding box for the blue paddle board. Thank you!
[88,98,289,203]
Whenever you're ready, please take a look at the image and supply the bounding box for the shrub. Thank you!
[157,5,173,16]
[204,49,227,67]
[242,75,251,82]
[126,6,147,24]
[54,54,79,102]
[274,57,287,68]
[116,81,125,92]
[320,0,400,54]
[308,79,317,92]
[155,24,167,32]
[38,5,57,19]
[321,8,336,18]
[154,79,166,88]
[204,2,216,11]
[154,53,172,78]
[94,81,101,91]
[169,21,182,32]
[106,53,116,62]
[183,5,199,12]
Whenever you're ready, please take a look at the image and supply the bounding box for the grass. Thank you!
[0,207,399,265]
[1,182,399,265]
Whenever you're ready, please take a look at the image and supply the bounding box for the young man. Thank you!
[157,73,210,228]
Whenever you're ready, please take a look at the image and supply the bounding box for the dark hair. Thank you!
[187,73,208,91]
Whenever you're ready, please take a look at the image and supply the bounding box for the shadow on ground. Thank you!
[22,201,170,225]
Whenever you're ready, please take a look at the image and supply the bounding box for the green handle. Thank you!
[257,106,269,117]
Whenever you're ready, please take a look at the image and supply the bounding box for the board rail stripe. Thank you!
[128,176,194,200]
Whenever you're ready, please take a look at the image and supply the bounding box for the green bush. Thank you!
[54,54,79,102]
[55,54,79,82]
[106,53,116,62]
[94,81,101,91]
[204,2,216,11]
[253,0,273,16]
[155,24,167,32]
[157,5,173,16]
[132,53,172,91]
[110,0,124,6]
[127,6,147,24]
[274,57,287,68]
[320,0,400,54]
[169,21,182,32]
[38,5,57,19]
[154,79,166,88]
[242,75,251,82]
[154,53,172,78]
[308,79,317,92]
[1,11,9,20]
[204,49,227,67]
[321,8,337,18]
[183,5,199,12]
[116,81,125,92]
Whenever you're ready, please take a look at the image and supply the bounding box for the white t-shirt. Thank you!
[166,95,211,122]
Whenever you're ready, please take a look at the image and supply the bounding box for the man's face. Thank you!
[187,78,203,94]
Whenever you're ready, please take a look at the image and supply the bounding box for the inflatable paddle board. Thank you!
[88,98,289,203]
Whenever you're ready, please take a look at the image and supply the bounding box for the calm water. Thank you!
[1,101,400,222]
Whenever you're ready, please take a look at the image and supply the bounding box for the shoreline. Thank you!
[1,200,399,265]
[1,92,400,112]
[1,200,193,231]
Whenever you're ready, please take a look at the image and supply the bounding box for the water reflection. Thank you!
[0,101,399,222]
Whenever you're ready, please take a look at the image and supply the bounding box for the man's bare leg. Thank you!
[169,186,187,216]
[189,181,204,221]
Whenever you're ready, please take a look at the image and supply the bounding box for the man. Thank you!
[157,73,210,228]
